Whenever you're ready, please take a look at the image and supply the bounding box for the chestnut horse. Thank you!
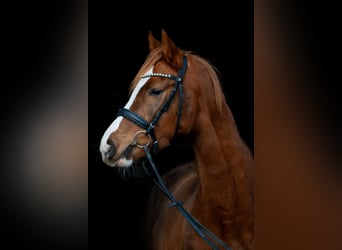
[99,30,254,250]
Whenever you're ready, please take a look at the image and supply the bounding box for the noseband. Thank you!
[116,55,231,250]
[117,55,187,152]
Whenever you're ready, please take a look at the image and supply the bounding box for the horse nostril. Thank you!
[105,139,116,159]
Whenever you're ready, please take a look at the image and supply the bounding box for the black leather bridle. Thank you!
[116,55,231,250]
[117,56,187,153]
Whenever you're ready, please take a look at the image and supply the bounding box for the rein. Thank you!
[142,146,231,250]
[117,56,232,250]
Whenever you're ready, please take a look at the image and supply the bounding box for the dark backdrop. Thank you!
[89,2,253,249]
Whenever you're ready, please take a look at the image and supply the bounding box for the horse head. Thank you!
[99,30,198,167]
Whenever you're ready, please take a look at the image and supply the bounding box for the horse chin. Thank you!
[102,155,133,168]
[116,157,133,168]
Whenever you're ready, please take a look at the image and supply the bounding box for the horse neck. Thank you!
[191,99,254,216]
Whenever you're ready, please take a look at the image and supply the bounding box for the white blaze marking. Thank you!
[99,67,153,156]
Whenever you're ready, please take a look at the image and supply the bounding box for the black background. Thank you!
[89,1,253,249]
[2,0,342,249]
[0,1,253,249]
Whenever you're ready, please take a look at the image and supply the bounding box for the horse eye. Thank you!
[148,88,163,96]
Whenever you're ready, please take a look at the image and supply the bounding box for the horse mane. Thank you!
[130,48,224,114]
[190,53,224,114]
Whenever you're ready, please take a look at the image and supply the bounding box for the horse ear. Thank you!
[148,31,161,52]
[161,29,183,69]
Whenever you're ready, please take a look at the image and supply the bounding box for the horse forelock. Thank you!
[129,48,163,94]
